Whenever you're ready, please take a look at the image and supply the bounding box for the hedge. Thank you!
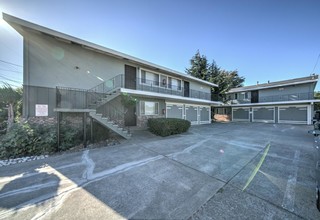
[148,118,191,137]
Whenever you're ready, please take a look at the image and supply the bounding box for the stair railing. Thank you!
[86,74,124,108]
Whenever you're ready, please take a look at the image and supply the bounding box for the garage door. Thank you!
[232,108,250,122]
[166,103,183,119]
[185,105,198,124]
[252,107,275,123]
[278,106,308,124]
[199,106,210,124]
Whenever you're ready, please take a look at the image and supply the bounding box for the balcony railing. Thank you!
[56,74,215,109]
[132,77,212,101]
[259,92,314,102]
[227,92,314,104]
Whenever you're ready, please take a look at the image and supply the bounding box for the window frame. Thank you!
[140,101,159,116]
[139,68,182,91]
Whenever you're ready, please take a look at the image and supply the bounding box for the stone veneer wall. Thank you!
[25,116,57,125]
[137,115,165,128]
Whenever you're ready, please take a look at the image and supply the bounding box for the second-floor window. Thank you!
[141,70,159,86]
[234,93,238,99]
[168,77,182,91]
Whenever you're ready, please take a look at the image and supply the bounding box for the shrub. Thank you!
[148,118,191,137]
[0,122,82,159]
[0,122,56,159]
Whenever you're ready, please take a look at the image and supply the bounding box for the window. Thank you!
[140,101,159,115]
[140,70,159,86]
[168,77,181,91]
[234,93,238,99]
[244,92,248,99]
[141,70,146,84]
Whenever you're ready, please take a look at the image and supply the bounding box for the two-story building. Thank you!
[4,13,220,139]
[214,75,319,125]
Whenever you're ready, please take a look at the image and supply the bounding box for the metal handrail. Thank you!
[86,74,124,108]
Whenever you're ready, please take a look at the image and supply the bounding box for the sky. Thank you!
[0,0,319,90]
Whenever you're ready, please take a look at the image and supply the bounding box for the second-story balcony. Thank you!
[56,74,215,110]
[228,92,314,104]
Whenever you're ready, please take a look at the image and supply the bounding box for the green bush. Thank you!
[148,118,191,137]
[0,122,82,159]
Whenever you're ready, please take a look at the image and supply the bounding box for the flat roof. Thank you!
[3,13,218,88]
[227,75,318,93]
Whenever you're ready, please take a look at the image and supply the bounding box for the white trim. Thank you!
[252,107,275,123]
[227,79,318,93]
[227,99,320,107]
[307,105,312,125]
[120,88,220,105]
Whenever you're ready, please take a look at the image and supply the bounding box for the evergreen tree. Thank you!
[186,51,245,101]
[185,50,210,81]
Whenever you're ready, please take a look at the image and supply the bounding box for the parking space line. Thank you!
[281,150,300,212]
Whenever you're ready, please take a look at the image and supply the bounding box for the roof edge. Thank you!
[3,13,218,88]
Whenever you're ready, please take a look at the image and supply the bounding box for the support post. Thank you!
[57,112,60,151]
[90,117,94,143]
[83,112,87,148]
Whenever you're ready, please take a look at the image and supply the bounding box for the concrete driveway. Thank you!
[0,123,319,219]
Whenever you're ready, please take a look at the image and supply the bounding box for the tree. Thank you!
[0,83,22,131]
[186,51,245,101]
[185,50,210,81]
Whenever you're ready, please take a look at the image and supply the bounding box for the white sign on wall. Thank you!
[35,104,48,117]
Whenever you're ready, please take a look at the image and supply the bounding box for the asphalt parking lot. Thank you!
[0,122,319,219]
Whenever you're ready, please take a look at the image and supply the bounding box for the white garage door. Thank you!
[278,106,308,124]
[166,103,183,119]
[252,107,275,123]
[232,108,250,122]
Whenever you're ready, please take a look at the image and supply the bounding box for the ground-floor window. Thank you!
[140,101,159,115]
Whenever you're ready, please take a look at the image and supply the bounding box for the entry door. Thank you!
[251,90,259,103]
[124,105,136,126]
[125,65,136,89]
[184,81,190,97]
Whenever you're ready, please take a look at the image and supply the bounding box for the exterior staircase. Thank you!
[87,88,121,109]
[86,74,132,139]
[89,110,131,139]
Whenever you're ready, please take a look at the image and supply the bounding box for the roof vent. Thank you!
[257,81,259,85]
[268,80,270,83]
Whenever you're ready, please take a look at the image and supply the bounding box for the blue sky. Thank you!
[0,0,319,89]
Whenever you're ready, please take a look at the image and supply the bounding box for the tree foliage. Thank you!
[0,83,22,130]
[186,51,245,101]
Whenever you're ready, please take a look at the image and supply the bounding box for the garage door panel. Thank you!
[200,107,210,124]
[279,106,307,124]
[186,105,198,124]
[232,108,250,122]
[253,107,275,123]
[167,104,183,119]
